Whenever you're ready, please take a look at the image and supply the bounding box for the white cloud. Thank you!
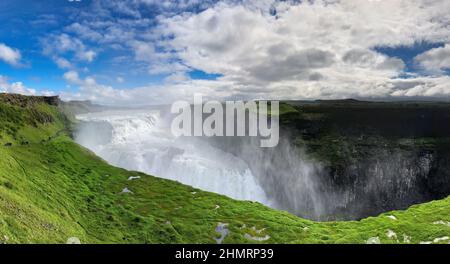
[42,33,97,64]
[65,22,103,42]
[59,0,450,104]
[0,75,36,95]
[415,44,450,74]
[77,50,97,62]
[63,70,82,84]
[55,57,73,69]
[0,43,21,66]
[30,14,59,27]
[390,76,450,97]
[130,41,162,62]
[61,78,221,106]
[150,0,450,100]
[164,71,190,83]
[148,62,190,75]
[59,72,450,106]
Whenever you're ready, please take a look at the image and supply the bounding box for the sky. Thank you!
[0,0,450,105]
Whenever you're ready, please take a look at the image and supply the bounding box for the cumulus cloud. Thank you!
[147,0,449,101]
[390,76,450,97]
[0,75,36,95]
[58,0,450,104]
[0,43,21,66]
[415,44,450,74]
[164,71,190,83]
[342,49,405,71]
[61,77,230,105]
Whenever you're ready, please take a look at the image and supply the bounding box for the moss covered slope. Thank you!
[0,94,449,244]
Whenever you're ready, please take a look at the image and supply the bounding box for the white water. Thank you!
[75,109,274,206]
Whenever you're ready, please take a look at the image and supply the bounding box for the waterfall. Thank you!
[74,109,275,206]
[74,108,445,221]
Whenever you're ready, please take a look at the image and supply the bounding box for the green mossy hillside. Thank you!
[0,94,70,146]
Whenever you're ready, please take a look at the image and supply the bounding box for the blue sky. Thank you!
[0,0,173,92]
[0,0,449,105]
[0,0,222,93]
[0,0,86,91]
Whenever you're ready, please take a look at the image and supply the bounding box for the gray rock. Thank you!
[66,237,81,244]
[366,237,381,244]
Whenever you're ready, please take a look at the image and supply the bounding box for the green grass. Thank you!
[0,94,449,244]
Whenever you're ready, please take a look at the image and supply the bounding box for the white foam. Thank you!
[76,109,272,205]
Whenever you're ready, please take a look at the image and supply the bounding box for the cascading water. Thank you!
[75,109,275,206]
[75,108,450,221]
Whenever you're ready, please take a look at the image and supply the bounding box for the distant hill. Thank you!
[60,99,108,115]
[0,93,60,107]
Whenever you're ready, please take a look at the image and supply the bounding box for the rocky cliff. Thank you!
[207,100,450,220]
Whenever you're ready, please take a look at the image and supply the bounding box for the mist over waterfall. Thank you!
[75,108,450,221]
[75,109,275,206]
[208,135,438,220]
[75,108,331,219]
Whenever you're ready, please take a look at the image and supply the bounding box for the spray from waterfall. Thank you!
[75,109,275,206]
[75,108,440,221]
